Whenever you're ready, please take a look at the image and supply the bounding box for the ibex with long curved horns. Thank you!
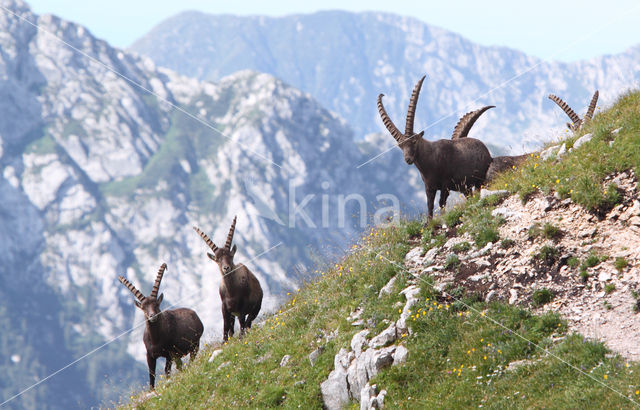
[194,216,263,341]
[549,91,599,132]
[119,263,203,389]
[377,75,492,218]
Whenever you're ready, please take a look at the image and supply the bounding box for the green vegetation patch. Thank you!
[531,288,554,306]
[491,90,640,212]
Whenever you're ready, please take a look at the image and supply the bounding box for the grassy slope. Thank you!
[120,91,640,408]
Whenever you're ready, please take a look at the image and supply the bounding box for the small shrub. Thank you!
[443,206,464,228]
[422,230,446,254]
[583,252,602,268]
[543,223,562,239]
[604,284,616,294]
[536,245,559,263]
[528,222,562,240]
[579,267,590,282]
[476,227,500,248]
[444,254,460,271]
[532,288,554,306]
[614,257,629,272]
[451,241,471,253]
[601,183,621,210]
[603,301,613,310]
[527,223,542,240]
[500,238,515,249]
[479,193,504,207]
[405,220,423,238]
[567,257,580,268]
[459,198,503,248]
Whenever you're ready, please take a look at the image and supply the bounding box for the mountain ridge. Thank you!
[130,9,640,152]
[0,1,427,408]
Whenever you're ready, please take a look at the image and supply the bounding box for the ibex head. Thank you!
[377,76,426,165]
[119,263,167,323]
[194,216,238,276]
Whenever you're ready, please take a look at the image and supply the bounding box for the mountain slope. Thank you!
[123,90,640,409]
[130,10,640,152]
[0,1,424,408]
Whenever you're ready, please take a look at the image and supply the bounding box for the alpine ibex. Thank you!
[549,91,599,131]
[377,75,492,218]
[119,263,203,389]
[194,216,263,341]
[450,105,531,183]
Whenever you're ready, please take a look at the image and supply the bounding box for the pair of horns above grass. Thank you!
[549,91,599,131]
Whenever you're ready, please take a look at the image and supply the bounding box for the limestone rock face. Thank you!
[0,1,425,407]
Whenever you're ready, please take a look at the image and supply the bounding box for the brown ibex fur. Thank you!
[118,263,203,389]
[194,216,263,341]
[377,75,492,218]
[450,106,532,183]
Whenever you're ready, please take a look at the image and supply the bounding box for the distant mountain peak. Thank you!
[130,10,640,153]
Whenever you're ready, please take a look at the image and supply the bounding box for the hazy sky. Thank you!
[27,0,640,62]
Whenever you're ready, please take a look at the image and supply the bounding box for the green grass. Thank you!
[615,257,629,272]
[451,241,472,253]
[567,257,580,269]
[122,217,640,410]
[535,245,559,264]
[491,91,640,211]
[121,90,640,409]
[421,227,447,254]
[459,196,504,248]
[584,252,604,269]
[528,222,562,241]
[443,205,465,227]
[500,238,515,249]
[532,288,554,306]
[444,254,461,270]
[605,284,616,295]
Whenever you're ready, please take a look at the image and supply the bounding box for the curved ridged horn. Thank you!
[585,90,599,121]
[451,105,495,139]
[225,216,237,250]
[405,75,426,136]
[118,276,145,302]
[149,263,167,299]
[193,226,218,253]
[549,94,581,129]
[377,94,404,142]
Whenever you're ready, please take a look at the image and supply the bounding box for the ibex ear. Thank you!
[414,131,424,140]
[207,252,217,261]
[157,293,164,305]
[230,244,237,256]
[134,300,142,308]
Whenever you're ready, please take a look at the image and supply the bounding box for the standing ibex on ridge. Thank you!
[118,263,203,389]
[194,216,263,341]
[377,75,493,218]
[549,91,599,132]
